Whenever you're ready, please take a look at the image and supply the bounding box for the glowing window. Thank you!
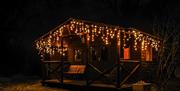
[141,47,152,61]
[124,47,130,59]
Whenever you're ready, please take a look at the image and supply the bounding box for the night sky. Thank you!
[0,0,179,77]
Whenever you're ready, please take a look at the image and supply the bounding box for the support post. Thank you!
[60,37,64,84]
[86,34,90,87]
[116,44,121,88]
[116,31,121,88]
[41,61,47,84]
[40,55,47,85]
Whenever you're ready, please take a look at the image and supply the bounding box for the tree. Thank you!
[153,15,179,91]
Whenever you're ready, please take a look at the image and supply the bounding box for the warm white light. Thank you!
[35,19,161,56]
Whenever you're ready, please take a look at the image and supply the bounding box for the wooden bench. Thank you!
[64,65,86,79]
[64,65,86,74]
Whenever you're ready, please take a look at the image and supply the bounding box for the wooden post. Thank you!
[60,37,64,84]
[116,31,121,88]
[41,58,47,84]
[86,34,90,87]
[40,54,48,85]
[116,44,121,88]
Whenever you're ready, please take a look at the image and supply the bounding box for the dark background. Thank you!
[0,0,179,77]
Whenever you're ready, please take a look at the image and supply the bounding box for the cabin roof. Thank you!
[35,18,160,42]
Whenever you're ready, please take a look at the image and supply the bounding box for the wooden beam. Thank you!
[88,63,103,74]
[88,64,117,85]
[120,64,140,86]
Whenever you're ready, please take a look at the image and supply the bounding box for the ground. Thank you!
[0,75,70,91]
[0,75,180,91]
[0,82,70,91]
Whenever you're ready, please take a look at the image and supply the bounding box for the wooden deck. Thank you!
[42,79,132,91]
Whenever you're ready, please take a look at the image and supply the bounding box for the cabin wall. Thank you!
[66,38,87,64]
[46,34,158,64]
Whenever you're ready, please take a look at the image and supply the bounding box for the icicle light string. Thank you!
[35,19,160,56]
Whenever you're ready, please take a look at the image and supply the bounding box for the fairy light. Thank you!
[87,28,90,34]
[144,38,148,50]
[105,37,109,45]
[123,31,126,48]
[106,29,109,36]
[110,30,114,39]
[141,39,145,51]
[155,42,158,51]
[126,30,131,41]
[98,28,101,34]
[92,34,95,42]
[133,30,138,51]
[87,34,90,42]
[94,25,97,36]
[117,30,121,46]
[35,19,161,57]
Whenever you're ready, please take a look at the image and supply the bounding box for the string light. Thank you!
[35,19,161,57]
[117,30,121,46]
[133,30,138,51]
[141,39,145,51]
[123,30,126,48]
[144,38,148,50]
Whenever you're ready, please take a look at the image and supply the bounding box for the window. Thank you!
[74,49,82,62]
[141,47,152,61]
[124,47,130,59]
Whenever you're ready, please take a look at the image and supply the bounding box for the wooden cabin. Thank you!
[34,18,161,88]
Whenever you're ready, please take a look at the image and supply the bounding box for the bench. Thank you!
[64,65,86,79]
[64,65,86,74]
